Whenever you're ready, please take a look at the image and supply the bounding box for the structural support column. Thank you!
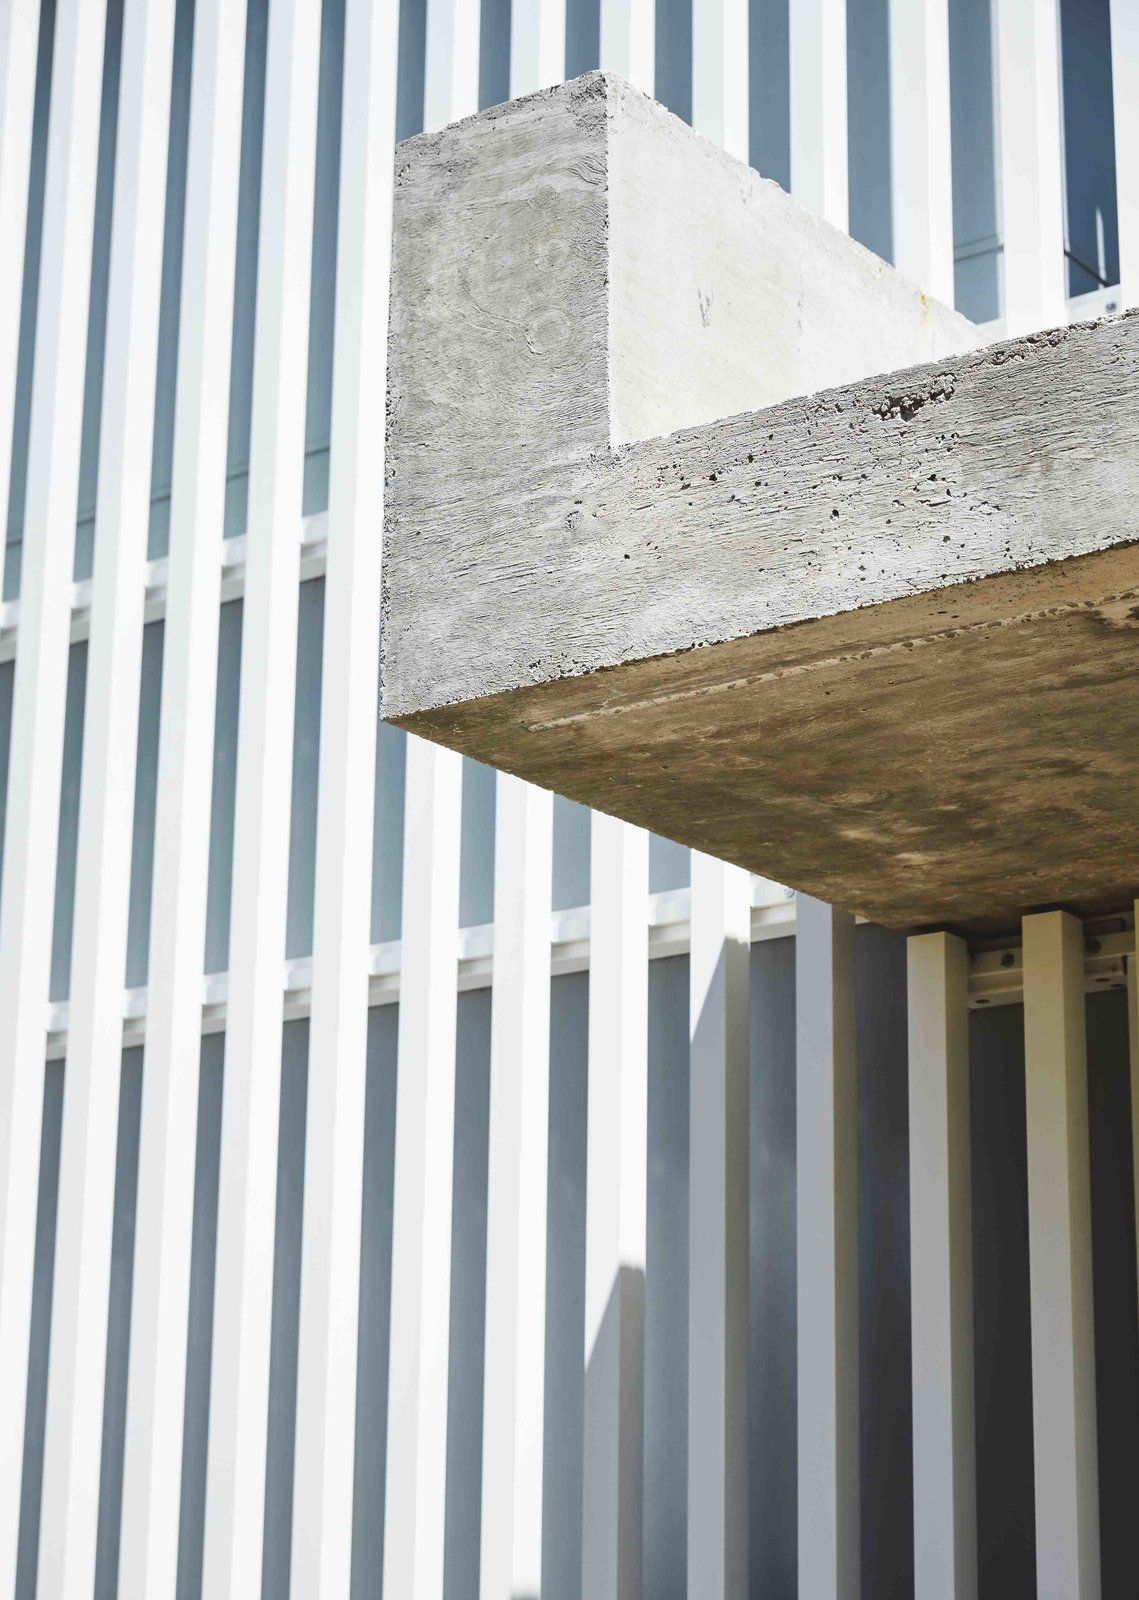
[908,932,976,1600]
[797,894,858,1600]
[480,773,554,1600]
[583,812,649,1600]
[1022,911,1100,1600]
[688,850,750,1600]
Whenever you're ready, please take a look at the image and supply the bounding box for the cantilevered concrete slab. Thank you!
[382,72,1139,937]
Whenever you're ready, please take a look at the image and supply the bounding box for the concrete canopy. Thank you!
[382,71,1139,937]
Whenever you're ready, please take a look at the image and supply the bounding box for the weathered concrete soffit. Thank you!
[382,71,1139,938]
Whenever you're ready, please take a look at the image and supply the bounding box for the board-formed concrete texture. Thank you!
[383,71,1139,937]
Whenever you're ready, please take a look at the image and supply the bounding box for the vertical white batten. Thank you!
[1111,0,1139,308]
[687,850,751,1600]
[790,0,848,228]
[993,0,1068,333]
[479,774,554,1600]
[797,893,859,1600]
[424,0,480,133]
[582,812,649,1600]
[378,17,472,1595]
[0,0,42,549]
[1021,911,1101,1600]
[510,0,566,95]
[889,0,955,306]
[600,0,654,91]
[907,932,977,1600]
[199,0,321,1594]
[34,2,175,1595]
[116,5,248,1594]
[692,0,749,162]
[382,736,463,1600]
[0,4,108,1592]
[287,0,397,1595]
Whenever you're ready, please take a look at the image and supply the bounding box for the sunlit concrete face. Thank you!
[382,71,1139,937]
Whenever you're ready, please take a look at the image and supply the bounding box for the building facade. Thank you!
[0,0,1135,1596]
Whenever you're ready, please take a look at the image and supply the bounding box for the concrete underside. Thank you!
[406,544,1139,937]
[383,73,1139,937]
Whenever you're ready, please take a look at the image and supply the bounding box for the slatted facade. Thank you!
[0,0,1136,1597]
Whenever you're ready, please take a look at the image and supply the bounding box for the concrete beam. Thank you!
[383,72,1139,936]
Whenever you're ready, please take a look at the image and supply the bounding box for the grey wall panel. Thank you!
[3,0,55,601]
[748,935,797,1597]
[847,0,893,264]
[176,1034,226,1600]
[14,1062,64,1600]
[204,601,242,976]
[49,641,88,1002]
[969,1001,1036,1597]
[285,579,325,961]
[750,0,790,189]
[93,1049,144,1600]
[459,757,495,930]
[645,954,688,1599]
[648,834,689,894]
[261,1020,310,1600]
[479,0,510,113]
[855,925,914,1600]
[444,990,493,1600]
[73,0,124,585]
[949,0,1001,320]
[146,0,195,562]
[125,621,165,988]
[1085,987,1139,1593]
[552,795,590,913]
[371,720,405,945]
[543,970,589,1600]
[1059,0,1120,293]
[350,1005,399,1600]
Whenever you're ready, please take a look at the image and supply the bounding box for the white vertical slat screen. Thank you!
[511,0,567,95]
[907,932,976,1600]
[601,0,654,92]
[35,2,175,1594]
[1021,911,1101,1600]
[692,0,748,161]
[888,0,955,305]
[424,0,480,133]
[117,5,249,1594]
[0,2,1136,1595]
[289,0,397,1593]
[1112,0,1139,308]
[582,812,649,1600]
[200,1,322,1594]
[0,0,41,555]
[0,4,108,1592]
[480,774,555,1599]
[383,732,463,1600]
[993,0,1068,332]
[686,19,752,1593]
[687,851,751,1600]
[790,0,848,229]
[796,894,859,1600]
[380,3,471,1592]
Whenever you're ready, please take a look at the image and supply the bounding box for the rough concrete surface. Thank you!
[383,72,1139,936]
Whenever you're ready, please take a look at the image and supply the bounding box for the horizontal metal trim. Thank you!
[42,887,1133,1056]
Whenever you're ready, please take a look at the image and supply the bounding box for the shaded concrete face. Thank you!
[383,73,1139,938]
